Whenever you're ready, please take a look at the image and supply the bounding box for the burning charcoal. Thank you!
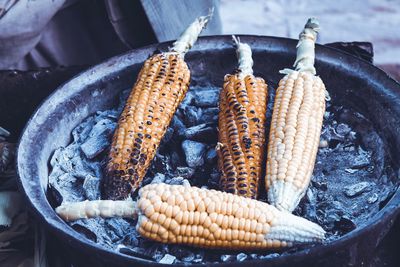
[350,148,371,169]
[205,147,217,164]
[192,252,204,263]
[151,173,166,184]
[367,193,379,204]
[175,167,195,179]
[72,117,95,142]
[344,182,372,197]
[152,153,172,173]
[119,246,151,259]
[221,255,236,262]
[335,123,352,137]
[122,232,140,247]
[83,175,100,200]
[236,253,248,261]
[161,127,174,145]
[49,173,85,202]
[183,106,202,127]
[182,140,206,168]
[105,218,132,241]
[167,177,185,185]
[260,253,280,259]
[192,87,220,107]
[208,169,220,188]
[181,91,194,106]
[313,181,328,191]
[159,254,176,264]
[334,216,356,234]
[319,139,329,148]
[80,119,116,159]
[171,116,186,136]
[169,246,195,262]
[197,107,219,124]
[184,124,217,143]
[170,150,184,168]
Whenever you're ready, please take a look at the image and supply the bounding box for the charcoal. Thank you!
[122,232,140,247]
[82,175,100,200]
[152,153,172,173]
[192,87,220,107]
[171,116,186,136]
[220,255,236,262]
[313,181,328,191]
[80,135,110,159]
[80,119,116,159]
[175,167,195,179]
[183,106,202,127]
[184,124,217,143]
[349,148,371,169]
[119,246,152,259]
[180,91,194,106]
[237,253,248,261]
[50,173,85,202]
[208,169,220,188]
[344,182,372,197]
[170,150,184,168]
[197,107,219,124]
[260,253,280,259]
[367,193,379,204]
[169,246,195,262]
[70,157,97,179]
[334,216,356,234]
[151,173,166,184]
[48,89,399,264]
[159,254,176,264]
[335,123,352,137]
[205,147,217,164]
[72,116,95,142]
[117,89,131,113]
[182,140,207,168]
[160,127,174,145]
[105,218,132,241]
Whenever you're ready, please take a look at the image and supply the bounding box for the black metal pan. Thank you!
[16,35,400,266]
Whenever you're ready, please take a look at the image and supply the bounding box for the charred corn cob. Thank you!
[103,12,212,200]
[56,183,325,249]
[265,18,328,212]
[217,36,268,199]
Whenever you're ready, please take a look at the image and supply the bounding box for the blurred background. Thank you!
[219,0,400,79]
[0,0,399,266]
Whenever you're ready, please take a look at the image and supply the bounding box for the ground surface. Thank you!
[220,0,400,65]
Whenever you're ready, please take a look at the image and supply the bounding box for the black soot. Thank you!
[48,82,399,264]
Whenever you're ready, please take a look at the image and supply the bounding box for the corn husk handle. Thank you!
[169,8,213,55]
[232,35,253,77]
[280,18,319,76]
[56,199,136,221]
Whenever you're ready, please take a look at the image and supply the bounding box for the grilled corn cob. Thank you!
[56,183,325,249]
[103,12,212,200]
[217,36,268,199]
[265,18,328,212]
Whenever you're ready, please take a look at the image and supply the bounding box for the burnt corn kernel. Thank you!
[103,53,190,200]
[216,37,268,199]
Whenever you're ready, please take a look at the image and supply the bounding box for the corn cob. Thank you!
[102,12,212,200]
[217,36,268,199]
[265,18,328,212]
[56,183,325,249]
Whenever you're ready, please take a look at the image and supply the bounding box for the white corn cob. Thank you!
[265,18,328,212]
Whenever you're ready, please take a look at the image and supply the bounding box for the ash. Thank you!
[48,84,398,264]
